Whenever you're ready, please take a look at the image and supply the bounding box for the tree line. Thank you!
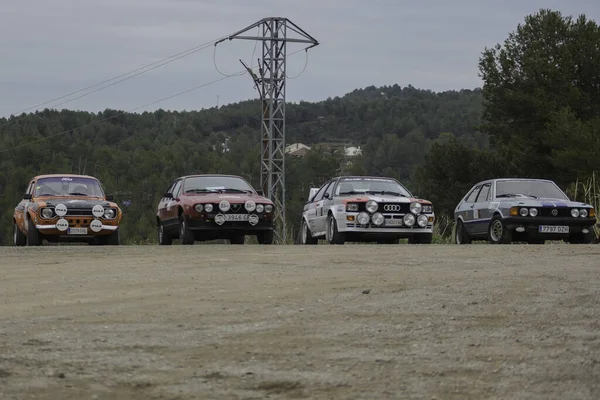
[0,8,598,244]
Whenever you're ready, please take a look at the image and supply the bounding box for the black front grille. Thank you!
[65,209,94,216]
[348,202,411,214]
[538,207,570,217]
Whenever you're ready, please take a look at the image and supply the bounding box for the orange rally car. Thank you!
[13,174,122,246]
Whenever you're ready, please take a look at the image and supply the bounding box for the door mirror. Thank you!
[308,188,319,202]
[323,192,331,200]
[164,192,173,199]
[23,193,32,200]
[105,194,114,201]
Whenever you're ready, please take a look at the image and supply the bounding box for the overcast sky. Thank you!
[1,0,598,117]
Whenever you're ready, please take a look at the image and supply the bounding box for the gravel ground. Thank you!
[0,244,599,399]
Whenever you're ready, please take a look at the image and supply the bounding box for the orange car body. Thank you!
[13,174,122,246]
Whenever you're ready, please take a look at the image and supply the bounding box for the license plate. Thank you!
[538,225,569,233]
[68,227,88,235]
[224,214,249,222]
[385,219,403,226]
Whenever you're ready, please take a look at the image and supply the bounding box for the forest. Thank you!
[0,9,599,244]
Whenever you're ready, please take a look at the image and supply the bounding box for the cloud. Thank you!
[0,0,598,117]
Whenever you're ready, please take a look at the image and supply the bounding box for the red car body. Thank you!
[156,174,275,244]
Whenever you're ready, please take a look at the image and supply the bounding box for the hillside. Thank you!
[0,84,484,244]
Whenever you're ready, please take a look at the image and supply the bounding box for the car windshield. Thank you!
[335,177,412,197]
[495,180,568,200]
[183,176,255,194]
[34,176,105,198]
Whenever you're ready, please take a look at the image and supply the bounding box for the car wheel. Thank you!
[229,235,245,244]
[408,233,433,244]
[455,220,471,244]
[13,222,26,246]
[326,213,345,245]
[568,230,595,244]
[158,223,172,245]
[26,218,41,246]
[300,219,318,244]
[257,230,274,244]
[488,215,512,244]
[179,217,195,245]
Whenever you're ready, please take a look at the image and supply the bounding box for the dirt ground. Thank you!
[0,244,599,400]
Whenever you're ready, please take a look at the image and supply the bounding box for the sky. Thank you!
[1,0,599,117]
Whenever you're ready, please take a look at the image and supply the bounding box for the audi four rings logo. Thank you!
[383,204,401,212]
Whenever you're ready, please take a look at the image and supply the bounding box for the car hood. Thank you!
[182,193,273,204]
[496,197,591,207]
[37,198,115,208]
[339,194,431,204]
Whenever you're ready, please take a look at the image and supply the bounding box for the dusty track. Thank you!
[0,244,599,399]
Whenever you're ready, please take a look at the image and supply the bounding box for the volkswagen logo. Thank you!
[551,209,558,216]
[383,204,401,212]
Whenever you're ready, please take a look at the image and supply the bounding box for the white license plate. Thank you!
[68,227,88,235]
[538,225,569,233]
[385,219,403,226]
[224,214,249,221]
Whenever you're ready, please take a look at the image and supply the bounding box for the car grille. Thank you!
[65,209,94,216]
[352,202,411,214]
[538,207,570,217]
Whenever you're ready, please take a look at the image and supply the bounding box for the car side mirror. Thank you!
[106,194,114,201]
[164,192,173,199]
[23,193,32,200]
[323,192,330,199]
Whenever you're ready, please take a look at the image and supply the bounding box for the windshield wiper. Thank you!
[366,190,406,197]
[496,193,538,199]
[68,192,89,196]
[222,188,253,194]
[185,188,218,193]
[338,190,364,195]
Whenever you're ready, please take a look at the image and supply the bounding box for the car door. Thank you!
[15,180,34,232]
[459,185,482,235]
[157,180,180,227]
[471,183,491,235]
[306,182,330,236]
[313,180,335,234]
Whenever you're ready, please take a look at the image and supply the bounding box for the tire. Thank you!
[325,213,345,245]
[13,222,26,246]
[105,230,120,246]
[229,235,245,244]
[179,216,195,245]
[26,218,41,246]
[408,233,433,244]
[455,220,471,244]
[488,215,512,244]
[300,219,318,244]
[568,230,595,244]
[257,230,274,244]
[377,238,400,244]
[158,223,172,245]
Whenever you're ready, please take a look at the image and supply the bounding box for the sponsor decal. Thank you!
[61,177,73,181]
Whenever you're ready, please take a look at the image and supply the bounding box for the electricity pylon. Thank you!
[215,18,319,244]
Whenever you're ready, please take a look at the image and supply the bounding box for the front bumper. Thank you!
[503,216,596,236]
[187,213,273,232]
[35,216,119,237]
[337,212,434,234]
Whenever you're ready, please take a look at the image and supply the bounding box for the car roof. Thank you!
[332,175,399,181]
[177,174,245,180]
[33,174,99,180]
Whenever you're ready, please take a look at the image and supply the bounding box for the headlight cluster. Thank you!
[350,201,431,228]
[40,207,54,219]
[194,202,273,213]
[515,207,539,217]
[103,208,117,219]
[40,206,117,219]
[571,208,590,218]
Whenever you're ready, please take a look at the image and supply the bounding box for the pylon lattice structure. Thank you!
[215,18,319,244]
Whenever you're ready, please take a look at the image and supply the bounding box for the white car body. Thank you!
[299,176,435,245]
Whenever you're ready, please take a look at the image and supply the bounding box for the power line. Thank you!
[0,74,240,154]
[0,46,309,155]
[1,35,229,125]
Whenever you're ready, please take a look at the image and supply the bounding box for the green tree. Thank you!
[478,9,600,184]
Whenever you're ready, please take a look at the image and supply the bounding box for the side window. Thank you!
[464,186,481,203]
[476,184,491,202]
[324,180,336,199]
[312,182,331,202]
[171,180,183,198]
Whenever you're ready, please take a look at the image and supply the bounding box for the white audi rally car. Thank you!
[299,175,435,245]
